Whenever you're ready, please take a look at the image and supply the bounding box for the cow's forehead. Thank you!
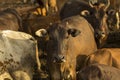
[1,30,34,40]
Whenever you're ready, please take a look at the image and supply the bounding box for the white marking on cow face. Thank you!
[35,29,47,37]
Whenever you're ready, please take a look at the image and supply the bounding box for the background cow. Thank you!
[77,64,120,80]
[35,15,97,80]
[60,0,110,48]
[106,0,120,31]
[0,8,22,31]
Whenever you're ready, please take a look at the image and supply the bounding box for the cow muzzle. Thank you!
[53,54,66,63]
[95,31,106,40]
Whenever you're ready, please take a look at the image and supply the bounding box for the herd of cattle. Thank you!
[0,0,119,80]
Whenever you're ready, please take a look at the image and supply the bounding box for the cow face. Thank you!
[35,22,81,63]
[106,9,120,31]
[84,1,110,48]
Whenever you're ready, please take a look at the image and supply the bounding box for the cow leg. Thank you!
[41,8,47,16]
[49,0,58,13]
[41,0,48,16]
[116,12,120,29]
[12,71,31,80]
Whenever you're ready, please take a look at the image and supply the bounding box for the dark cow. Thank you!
[0,8,22,31]
[77,64,120,80]
[106,0,120,31]
[60,0,110,48]
[106,9,119,31]
[84,48,120,69]
[0,30,41,80]
[35,15,97,80]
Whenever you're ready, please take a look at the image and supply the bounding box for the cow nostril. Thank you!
[95,32,99,38]
[101,32,106,37]
[61,56,66,62]
[101,32,105,35]
[61,56,64,59]
[59,55,66,62]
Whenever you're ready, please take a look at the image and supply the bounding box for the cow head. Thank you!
[35,22,81,63]
[85,0,110,48]
[36,22,81,80]
[60,0,110,48]
[106,8,120,31]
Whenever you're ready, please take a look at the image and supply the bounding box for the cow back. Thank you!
[0,30,37,79]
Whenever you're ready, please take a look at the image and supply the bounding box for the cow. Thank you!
[60,0,110,48]
[77,64,120,80]
[106,9,120,31]
[84,48,120,69]
[35,15,97,80]
[0,8,22,31]
[106,0,120,31]
[0,30,42,80]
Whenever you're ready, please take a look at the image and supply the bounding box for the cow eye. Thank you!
[81,10,90,16]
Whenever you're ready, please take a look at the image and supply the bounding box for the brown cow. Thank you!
[77,64,120,80]
[0,8,22,31]
[84,48,120,69]
[35,15,97,80]
[60,0,110,48]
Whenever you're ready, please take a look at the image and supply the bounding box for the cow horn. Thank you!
[104,0,110,11]
[35,29,47,37]
[89,0,98,8]
[89,0,94,8]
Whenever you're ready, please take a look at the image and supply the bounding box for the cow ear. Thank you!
[68,28,81,37]
[81,10,90,16]
[35,29,48,37]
